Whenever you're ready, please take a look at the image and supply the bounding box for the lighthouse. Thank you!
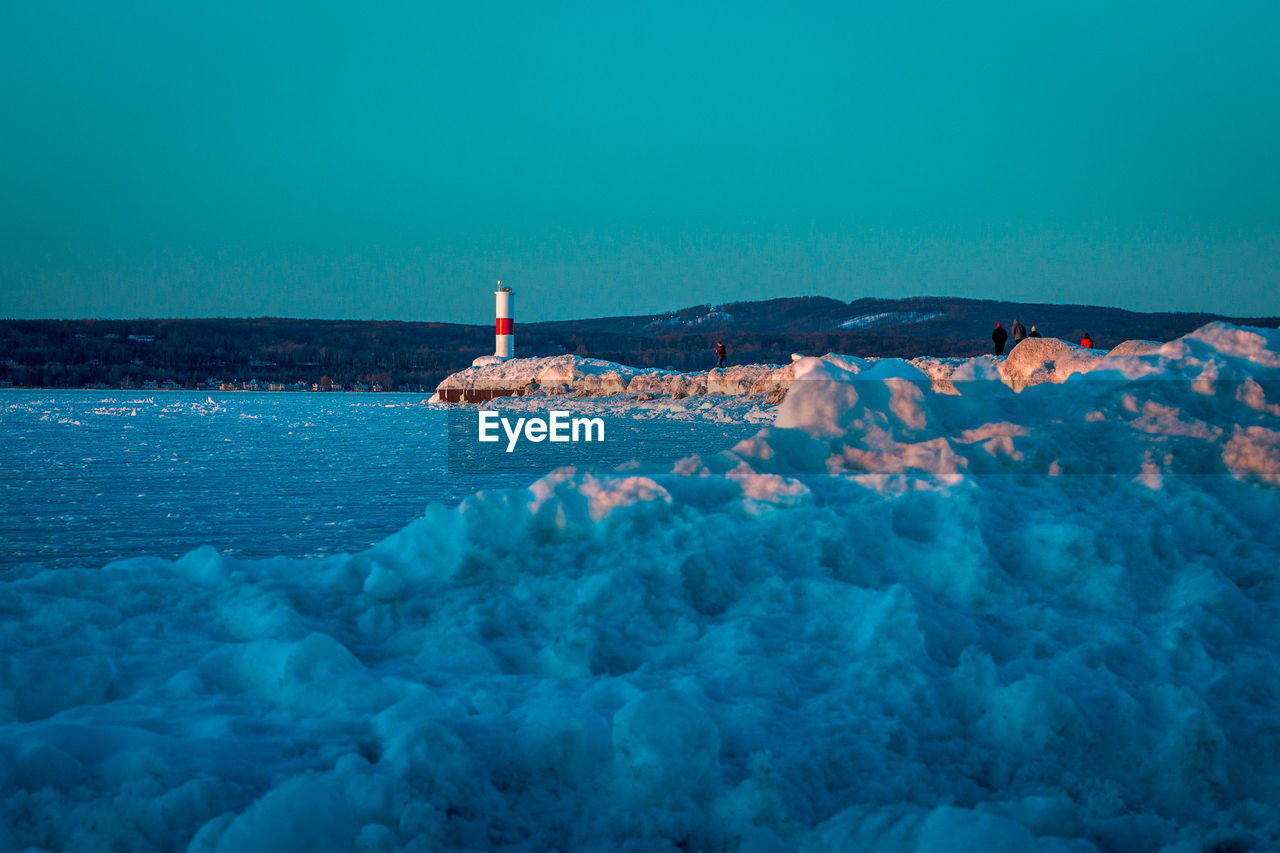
[470,282,516,367]
[494,282,513,360]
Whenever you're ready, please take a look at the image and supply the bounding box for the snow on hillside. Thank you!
[838,310,945,329]
[643,307,734,330]
[3,322,1280,851]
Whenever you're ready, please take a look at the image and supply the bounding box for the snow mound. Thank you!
[999,336,1109,391]
[763,323,1280,486]
[1107,339,1164,358]
[1185,321,1280,367]
[4,322,1280,851]
[626,363,796,398]
[439,354,643,396]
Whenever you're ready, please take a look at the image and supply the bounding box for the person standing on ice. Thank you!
[1029,326,1042,338]
[716,341,727,368]
[991,323,1008,356]
[1080,332,1094,349]
[1011,318,1027,343]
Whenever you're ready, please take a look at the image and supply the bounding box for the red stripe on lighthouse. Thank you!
[496,318,513,335]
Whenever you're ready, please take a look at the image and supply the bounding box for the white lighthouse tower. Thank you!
[471,282,515,367]
[494,282,513,360]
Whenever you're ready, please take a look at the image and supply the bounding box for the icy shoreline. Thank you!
[4,322,1280,851]
[432,334,1168,403]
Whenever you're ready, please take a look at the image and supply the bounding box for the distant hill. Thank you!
[2,297,1275,390]
[533,295,1278,368]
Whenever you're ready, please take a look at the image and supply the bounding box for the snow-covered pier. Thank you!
[433,355,799,403]
[432,334,1174,404]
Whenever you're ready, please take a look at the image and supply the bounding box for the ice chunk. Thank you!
[212,774,357,853]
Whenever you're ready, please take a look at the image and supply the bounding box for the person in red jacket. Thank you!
[1080,333,1094,349]
[715,341,727,368]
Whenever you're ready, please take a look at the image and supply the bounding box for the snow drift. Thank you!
[3,323,1280,851]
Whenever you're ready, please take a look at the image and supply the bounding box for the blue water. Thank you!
[1,391,759,570]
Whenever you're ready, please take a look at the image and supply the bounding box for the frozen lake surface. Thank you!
[1,391,766,570]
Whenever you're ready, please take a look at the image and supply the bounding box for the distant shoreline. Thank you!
[4,296,1276,392]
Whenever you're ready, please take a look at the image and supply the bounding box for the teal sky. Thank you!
[2,1,1277,322]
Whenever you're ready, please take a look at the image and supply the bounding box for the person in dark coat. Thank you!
[715,341,727,368]
[992,323,1008,356]
[1080,333,1094,349]
[1028,326,1042,338]
[1011,318,1027,343]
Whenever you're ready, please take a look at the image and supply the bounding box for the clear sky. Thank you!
[2,1,1277,322]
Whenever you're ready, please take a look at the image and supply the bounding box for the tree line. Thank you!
[0,316,998,391]
[5,299,1273,391]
